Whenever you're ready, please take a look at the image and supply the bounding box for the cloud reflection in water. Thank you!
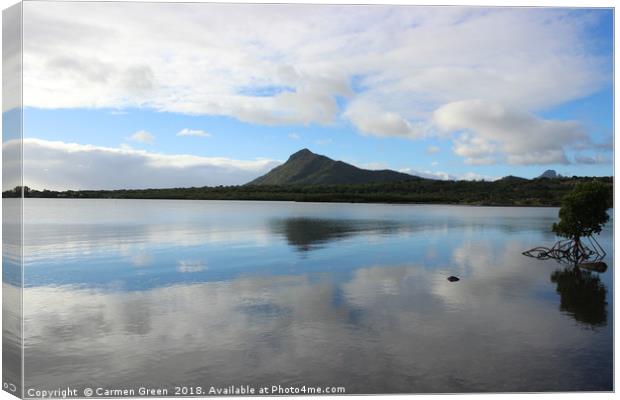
[19,199,613,393]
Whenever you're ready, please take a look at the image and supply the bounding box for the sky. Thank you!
[9,2,614,190]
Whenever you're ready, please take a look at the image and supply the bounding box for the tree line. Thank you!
[3,176,612,207]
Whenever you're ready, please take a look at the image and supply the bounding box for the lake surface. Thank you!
[8,199,614,394]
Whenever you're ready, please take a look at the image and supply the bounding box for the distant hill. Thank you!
[247,148,422,185]
[498,175,528,182]
[538,169,560,179]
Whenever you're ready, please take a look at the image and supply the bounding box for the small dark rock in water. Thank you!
[447,276,460,282]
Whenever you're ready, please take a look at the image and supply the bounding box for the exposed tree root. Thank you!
[523,235,606,265]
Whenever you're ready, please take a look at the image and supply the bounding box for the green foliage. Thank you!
[3,186,31,198]
[552,181,612,239]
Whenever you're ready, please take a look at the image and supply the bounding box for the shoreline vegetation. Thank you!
[4,176,612,207]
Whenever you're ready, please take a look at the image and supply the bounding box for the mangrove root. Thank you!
[523,235,606,265]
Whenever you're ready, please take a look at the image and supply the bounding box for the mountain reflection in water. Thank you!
[270,217,402,251]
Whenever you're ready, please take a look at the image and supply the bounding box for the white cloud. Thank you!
[352,161,495,181]
[176,128,211,137]
[22,5,609,132]
[288,132,300,140]
[315,138,333,146]
[343,99,425,139]
[398,167,498,181]
[398,168,453,181]
[128,130,155,144]
[426,145,440,154]
[507,151,569,166]
[574,154,611,165]
[6,138,280,190]
[435,100,588,165]
[459,172,499,182]
[19,4,611,167]
[2,6,21,113]
[360,162,389,171]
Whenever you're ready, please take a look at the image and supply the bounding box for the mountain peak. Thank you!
[289,148,315,159]
[538,169,559,179]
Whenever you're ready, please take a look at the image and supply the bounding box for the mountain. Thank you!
[498,175,528,182]
[247,148,422,185]
[538,169,559,179]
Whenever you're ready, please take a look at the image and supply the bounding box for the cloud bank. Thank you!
[4,139,280,190]
[22,3,611,166]
[434,100,589,165]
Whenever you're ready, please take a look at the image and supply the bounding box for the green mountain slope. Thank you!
[247,148,422,185]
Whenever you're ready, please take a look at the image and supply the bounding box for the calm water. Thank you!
[7,199,614,394]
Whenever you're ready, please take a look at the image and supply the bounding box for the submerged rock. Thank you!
[447,276,460,282]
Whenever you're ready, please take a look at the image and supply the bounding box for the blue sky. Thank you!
[15,3,614,190]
